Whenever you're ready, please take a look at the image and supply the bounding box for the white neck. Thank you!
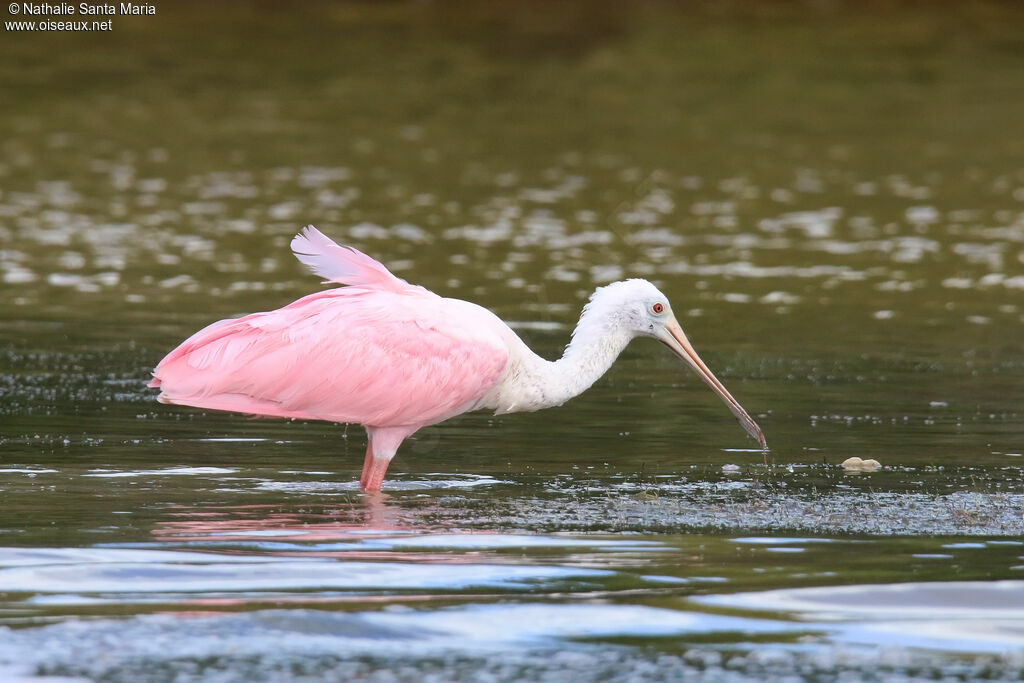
[487,300,636,415]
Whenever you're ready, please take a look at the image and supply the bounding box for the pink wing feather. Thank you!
[150,230,509,428]
[290,225,422,294]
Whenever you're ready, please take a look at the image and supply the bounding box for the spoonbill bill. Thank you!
[150,225,766,491]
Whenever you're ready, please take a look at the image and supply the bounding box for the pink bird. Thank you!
[150,226,766,491]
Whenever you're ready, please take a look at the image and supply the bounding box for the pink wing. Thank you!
[151,228,509,427]
[150,288,510,427]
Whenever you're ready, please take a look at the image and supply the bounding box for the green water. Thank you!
[2,2,1024,680]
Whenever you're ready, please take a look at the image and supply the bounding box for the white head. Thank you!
[584,279,767,449]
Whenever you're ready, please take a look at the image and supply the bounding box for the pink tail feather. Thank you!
[290,225,410,293]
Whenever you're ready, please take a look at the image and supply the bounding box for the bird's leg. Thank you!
[360,455,390,492]
[359,441,380,491]
[360,426,416,492]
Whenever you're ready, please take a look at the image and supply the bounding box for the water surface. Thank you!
[2,2,1024,680]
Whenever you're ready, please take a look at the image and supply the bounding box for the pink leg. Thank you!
[360,461,390,492]
[360,442,384,491]
[359,426,415,492]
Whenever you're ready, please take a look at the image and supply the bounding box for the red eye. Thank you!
[652,303,664,314]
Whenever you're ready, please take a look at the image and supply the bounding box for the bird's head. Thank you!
[589,279,767,449]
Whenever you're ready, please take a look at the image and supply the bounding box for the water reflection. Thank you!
[146,499,680,574]
[152,498,416,556]
[693,580,1024,653]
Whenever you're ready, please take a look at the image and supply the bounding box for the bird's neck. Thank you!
[549,319,634,404]
[491,304,634,414]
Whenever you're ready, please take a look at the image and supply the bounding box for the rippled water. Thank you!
[2,2,1024,680]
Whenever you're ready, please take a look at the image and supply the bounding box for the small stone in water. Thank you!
[722,464,740,473]
[842,456,881,471]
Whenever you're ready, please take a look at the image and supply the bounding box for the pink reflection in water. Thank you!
[150,496,491,564]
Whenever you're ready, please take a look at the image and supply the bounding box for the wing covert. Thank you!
[151,288,510,428]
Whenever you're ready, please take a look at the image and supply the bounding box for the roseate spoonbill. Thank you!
[150,225,766,491]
